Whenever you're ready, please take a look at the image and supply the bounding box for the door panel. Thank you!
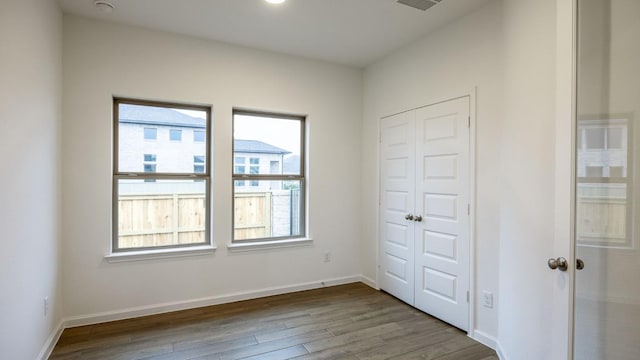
[414,97,470,331]
[574,0,640,359]
[380,111,415,305]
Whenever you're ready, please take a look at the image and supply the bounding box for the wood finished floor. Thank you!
[50,283,497,360]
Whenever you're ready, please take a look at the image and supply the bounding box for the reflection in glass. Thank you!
[576,119,630,247]
[574,1,640,359]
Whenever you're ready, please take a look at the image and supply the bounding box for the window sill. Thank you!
[227,238,313,252]
[104,245,217,263]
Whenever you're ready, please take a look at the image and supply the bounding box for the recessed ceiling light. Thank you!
[265,0,286,4]
[94,0,114,13]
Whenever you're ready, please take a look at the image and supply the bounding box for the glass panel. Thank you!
[118,103,206,173]
[233,180,302,241]
[170,129,182,141]
[193,130,205,142]
[585,127,605,149]
[143,127,157,140]
[234,114,301,175]
[116,179,207,249]
[144,154,156,162]
[574,1,640,359]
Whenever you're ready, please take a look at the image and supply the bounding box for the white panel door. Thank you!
[414,97,470,331]
[379,111,416,306]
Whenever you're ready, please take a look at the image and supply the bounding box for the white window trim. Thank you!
[104,245,217,263]
[227,238,313,252]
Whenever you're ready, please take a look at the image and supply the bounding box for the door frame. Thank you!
[553,0,577,358]
[376,88,478,337]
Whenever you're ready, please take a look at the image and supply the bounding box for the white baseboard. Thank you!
[359,275,378,289]
[37,319,64,360]
[63,275,363,328]
[470,330,497,350]
[496,342,508,360]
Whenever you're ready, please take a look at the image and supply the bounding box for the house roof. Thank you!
[119,103,206,129]
[119,103,290,155]
[235,140,291,155]
[283,155,300,173]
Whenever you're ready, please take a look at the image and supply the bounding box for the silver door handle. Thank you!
[547,257,568,271]
[405,214,414,220]
[414,215,423,222]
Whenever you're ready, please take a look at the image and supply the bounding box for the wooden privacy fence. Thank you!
[576,196,628,245]
[118,193,206,248]
[234,192,272,240]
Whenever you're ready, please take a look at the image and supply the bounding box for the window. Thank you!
[170,129,182,141]
[144,127,157,140]
[232,110,305,243]
[194,130,205,142]
[193,155,205,174]
[234,156,246,187]
[577,118,632,248]
[114,98,211,252]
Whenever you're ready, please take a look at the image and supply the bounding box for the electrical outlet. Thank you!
[482,291,493,308]
[44,296,49,316]
[323,251,331,262]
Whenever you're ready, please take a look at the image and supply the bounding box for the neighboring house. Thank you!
[233,139,291,191]
[119,104,292,191]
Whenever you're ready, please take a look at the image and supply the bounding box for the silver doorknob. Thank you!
[548,257,568,271]
[414,215,423,222]
[405,214,414,220]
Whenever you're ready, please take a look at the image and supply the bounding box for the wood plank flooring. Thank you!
[50,283,497,360]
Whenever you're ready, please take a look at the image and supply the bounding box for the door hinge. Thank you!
[468,116,471,128]
[467,291,470,303]
[379,132,382,143]
[467,203,470,215]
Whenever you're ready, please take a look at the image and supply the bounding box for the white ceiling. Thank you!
[59,0,490,68]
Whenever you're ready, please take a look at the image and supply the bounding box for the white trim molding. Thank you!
[37,319,65,360]
[62,275,362,328]
[470,329,497,350]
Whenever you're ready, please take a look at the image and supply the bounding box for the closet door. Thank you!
[379,111,416,305]
[414,97,470,331]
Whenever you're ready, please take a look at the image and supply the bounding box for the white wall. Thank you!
[362,0,504,343]
[0,0,63,358]
[498,0,558,358]
[62,16,363,320]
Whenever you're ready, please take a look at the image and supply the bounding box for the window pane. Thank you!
[144,154,156,162]
[585,127,605,149]
[235,166,245,174]
[117,179,207,249]
[118,103,206,173]
[194,165,205,173]
[233,180,303,241]
[235,157,245,164]
[193,130,205,142]
[193,155,205,163]
[585,166,603,177]
[607,127,623,149]
[144,127,157,140]
[144,164,156,172]
[234,115,301,175]
[170,129,182,141]
[609,166,624,178]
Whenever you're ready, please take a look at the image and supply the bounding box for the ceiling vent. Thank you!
[396,0,442,11]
